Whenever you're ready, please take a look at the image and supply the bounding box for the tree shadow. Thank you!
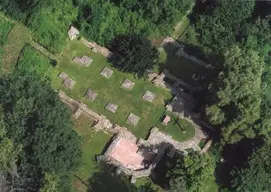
[214,138,264,189]
[87,163,135,192]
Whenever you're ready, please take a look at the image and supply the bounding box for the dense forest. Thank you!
[0,0,270,191]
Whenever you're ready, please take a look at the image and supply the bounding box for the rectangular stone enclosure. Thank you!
[58,72,68,80]
[142,91,156,102]
[101,67,113,79]
[84,88,97,101]
[63,78,75,89]
[127,113,140,126]
[73,55,93,67]
[105,102,118,113]
[121,79,135,90]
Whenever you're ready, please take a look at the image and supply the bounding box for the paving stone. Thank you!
[121,79,135,90]
[73,55,93,67]
[127,113,140,126]
[84,88,97,101]
[142,91,156,102]
[58,72,68,80]
[105,102,118,113]
[63,78,75,89]
[101,67,113,79]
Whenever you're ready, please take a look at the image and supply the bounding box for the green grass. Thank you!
[156,111,195,142]
[0,15,14,72]
[0,18,32,75]
[202,179,218,192]
[0,16,13,45]
[72,114,113,192]
[49,40,172,139]
[17,45,52,75]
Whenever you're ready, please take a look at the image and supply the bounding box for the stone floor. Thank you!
[121,79,135,90]
[84,88,97,101]
[106,102,118,113]
[63,78,75,89]
[101,67,113,79]
[127,113,140,126]
[142,91,156,102]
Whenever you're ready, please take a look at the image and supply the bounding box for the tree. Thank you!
[230,143,271,191]
[109,34,159,78]
[113,0,194,35]
[0,108,18,174]
[40,173,59,192]
[0,70,81,191]
[195,0,255,53]
[205,46,264,144]
[168,152,215,192]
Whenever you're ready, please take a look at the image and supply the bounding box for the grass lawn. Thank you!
[72,114,113,192]
[0,15,14,73]
[17,45,52,75]
[49,39,172,139]
[156,111,195,142]
[0,16,32,75]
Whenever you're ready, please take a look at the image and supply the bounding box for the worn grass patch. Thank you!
[0,15,14,72]
[0,20,32,75]
[50,40,172,138]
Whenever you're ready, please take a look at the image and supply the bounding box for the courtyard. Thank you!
[49,40,173,138]
[10,19,214,191]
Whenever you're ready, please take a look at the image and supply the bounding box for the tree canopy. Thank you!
[0,70,81,191]
[205,46,264,144]
[109,34,159,78]
[230,143,271,191]
[168,152,215,192]
[195,0,255,53]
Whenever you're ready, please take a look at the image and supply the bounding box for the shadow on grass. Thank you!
[86,163,157,192]
[87,163,134,192]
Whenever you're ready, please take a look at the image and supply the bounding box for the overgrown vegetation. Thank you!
[0,70,81,191]
[0,0,193,51]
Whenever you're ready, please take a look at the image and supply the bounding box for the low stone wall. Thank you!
[151,69,201,94]
[147,127,208,153]
[175,47,212,69]
[81,38,113,58]
[200,139,213,154]
[58,90,115,130]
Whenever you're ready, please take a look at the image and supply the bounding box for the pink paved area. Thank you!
[109,138,145,170]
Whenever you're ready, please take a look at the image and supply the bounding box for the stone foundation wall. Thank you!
[81,38,113,58]
[150,69,201,94]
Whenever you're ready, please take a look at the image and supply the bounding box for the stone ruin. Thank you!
[127,113,140,126]
[73,55,93,67]
[58,72,68,80]
[81,37,113,58]
[101,67,114,79]
[105,102,118,113]
[84,88,97,101]
[63,77,75,89]
[142,91,156,102]
[121,79,135,90]
[68,26,79,40]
